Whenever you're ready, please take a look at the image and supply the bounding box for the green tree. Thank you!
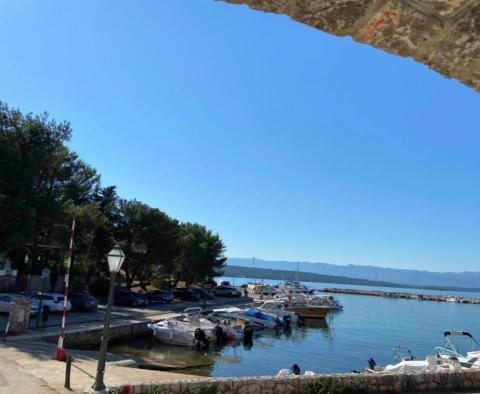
[0,102,100,275]
[115,199,182,289]
[176,223,226,286]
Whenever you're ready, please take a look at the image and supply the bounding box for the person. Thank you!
[243,288,248,298]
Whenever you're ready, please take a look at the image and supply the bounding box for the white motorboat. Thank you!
[247,284,279,297]
[277,294,329,319]
[209,307,265,330]
[148,308,215,346]
[367,332,480,374]
[207,316,244,341]
[279,280,312,296]
[257,300,299,324]
[238,308,279,329]
[434,331,480,367]
[308,295,343,310]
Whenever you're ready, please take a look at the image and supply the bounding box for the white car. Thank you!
[0,293,39,315]
[31,293,71,313]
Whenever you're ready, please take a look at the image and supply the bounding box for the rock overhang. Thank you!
[218,0,480,92]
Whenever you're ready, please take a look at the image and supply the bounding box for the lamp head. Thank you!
[107,246,125,273]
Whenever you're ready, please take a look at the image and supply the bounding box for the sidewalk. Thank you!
[0,340,200,393]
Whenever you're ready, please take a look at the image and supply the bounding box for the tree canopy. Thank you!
[0,102,226,289]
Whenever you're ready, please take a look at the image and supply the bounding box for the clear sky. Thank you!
[1,0,479,272]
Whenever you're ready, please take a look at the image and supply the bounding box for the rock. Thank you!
[218,0,480,92]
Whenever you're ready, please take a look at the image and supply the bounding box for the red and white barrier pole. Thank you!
[56,214,76,362]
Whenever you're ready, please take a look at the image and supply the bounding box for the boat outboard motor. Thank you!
[194,328,209,349]
[243,324,254,346]
[291,363,301,375]
[214,325,227,344]
[367,358,376,370]
[283,315,292,329]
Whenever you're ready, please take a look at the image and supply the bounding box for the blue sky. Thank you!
[1,1,479,272]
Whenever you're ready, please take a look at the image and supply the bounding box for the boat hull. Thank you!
[286,305,329,319]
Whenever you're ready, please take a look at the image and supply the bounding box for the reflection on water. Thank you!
[112,319,332,377]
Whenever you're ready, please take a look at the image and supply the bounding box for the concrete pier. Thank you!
[319,287,480,304]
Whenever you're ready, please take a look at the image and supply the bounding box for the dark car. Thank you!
[114,290,149,307]
[145,290,174,303]
[191,288,215,300]
[213,286,242,297]
[69,292,98,312]
[173,287,200,301]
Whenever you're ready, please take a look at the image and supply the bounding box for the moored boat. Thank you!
[238,308,279,329]
[285,304,329,319]
[257,299,299,324]
[148,307,216,346]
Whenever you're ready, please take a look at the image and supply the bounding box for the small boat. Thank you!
[278,280,312,296]
[366,332,480,374]
[148,307,215,346]
[206,312,244,341]
[238,308,279,329]
[281,295,329,319]
[208,307,264,331]
[257,300,299,324]
[286,304,329,319]
[308,295,343,310]
[446,297,457,302]
[434,331,480,367]
[249,284,279,297]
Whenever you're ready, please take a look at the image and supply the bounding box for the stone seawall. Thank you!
[93,369,480,394]
[42,321,150,348]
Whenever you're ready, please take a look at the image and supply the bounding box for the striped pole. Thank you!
[56,214,76,362]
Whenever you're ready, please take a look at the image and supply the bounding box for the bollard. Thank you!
[64,355,72,389]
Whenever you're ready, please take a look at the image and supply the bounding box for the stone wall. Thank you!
[42,320,150,348]
[94,369,480,394]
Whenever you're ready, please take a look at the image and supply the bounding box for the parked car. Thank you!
[145,290,174,303]
[113,290,149,307]
[191,288,215,300]
[31,293,72,314]
[173,287,201,301]
[0,293,39,315]
[69,292,98,312]
[213,286,242,297]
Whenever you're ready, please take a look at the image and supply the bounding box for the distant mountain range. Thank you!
[226,257,480,289]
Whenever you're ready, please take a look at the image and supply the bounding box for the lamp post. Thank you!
[92,246,125,392]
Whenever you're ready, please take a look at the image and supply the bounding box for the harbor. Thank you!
[3,279,480,393]
[101,279,480,377]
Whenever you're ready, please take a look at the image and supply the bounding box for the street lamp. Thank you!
[92,246,125,392]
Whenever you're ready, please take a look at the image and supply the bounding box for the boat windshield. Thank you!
[434,332,480,358]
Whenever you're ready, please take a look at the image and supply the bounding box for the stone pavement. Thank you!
[0,340,200,393]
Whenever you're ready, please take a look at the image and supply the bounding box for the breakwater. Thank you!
[319,287,480,304]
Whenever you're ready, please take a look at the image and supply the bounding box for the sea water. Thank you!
[113,277,480,377]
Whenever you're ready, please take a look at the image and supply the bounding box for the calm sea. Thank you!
[114,277,480,377]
